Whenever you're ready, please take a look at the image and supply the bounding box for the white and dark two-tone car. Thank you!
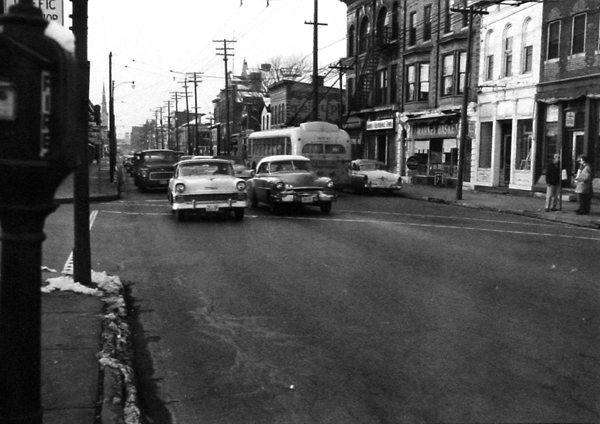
[247,155,336,214]
[167,158,248,221]
[348,159,402,194]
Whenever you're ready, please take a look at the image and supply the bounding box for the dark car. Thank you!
[133,149,179,192]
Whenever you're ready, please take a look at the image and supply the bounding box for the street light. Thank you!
[108,70,134,181]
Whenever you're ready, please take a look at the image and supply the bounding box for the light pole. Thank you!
[108,52,134,182]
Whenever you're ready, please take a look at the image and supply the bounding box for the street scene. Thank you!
[2,0,600,423]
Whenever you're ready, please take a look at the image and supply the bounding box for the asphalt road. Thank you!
[44,181,600,424]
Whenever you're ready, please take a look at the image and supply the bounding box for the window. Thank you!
[484,30,494,81]
[424,5,432,42]
[444,0,452,33]
[479,122,493,168]
[406,64,429,103]
[522,19,533,74]
[458,52,467,94]
[392,2,400,40]
[547,20,560,60]
[419,63,430,101]
[502,25,513,77]
[408,11,417,46]
[390,64,398,103]
[375,68,389,106]
[442,54,454,96]
[359,17,370,54]
[406,65,416,102]
[348,25,355,57]
[572,13,586,55]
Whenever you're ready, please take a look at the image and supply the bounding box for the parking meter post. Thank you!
[0,2,77,422]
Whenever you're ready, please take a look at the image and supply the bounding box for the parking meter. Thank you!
[0,1,77,169]
[0,2,78,423]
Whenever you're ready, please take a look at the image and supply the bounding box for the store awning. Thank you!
[537,75,600,103]
[406,112,458,125]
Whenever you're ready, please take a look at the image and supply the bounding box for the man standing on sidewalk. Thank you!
[545,154,561,212]
[575,154,593,215]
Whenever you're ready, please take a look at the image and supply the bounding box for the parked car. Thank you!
[133,149,180,192]
[167,158,248,221]
[214,156,255,180]
[349,159,402,194]
[247,155,336,214]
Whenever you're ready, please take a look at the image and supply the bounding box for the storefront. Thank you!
[364,117,396,166]
[406,113,462,186]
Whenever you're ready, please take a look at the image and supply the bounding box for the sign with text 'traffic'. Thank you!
[3,0,64,25]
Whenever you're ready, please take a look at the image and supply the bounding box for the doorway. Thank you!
[570,131,584,176]
[500,122,512,186]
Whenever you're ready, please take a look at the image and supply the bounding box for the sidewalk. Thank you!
[399,183,600,230]
[41,158,127,424]
[38,164,599,424]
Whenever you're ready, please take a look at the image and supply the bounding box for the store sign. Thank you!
[414,123,458,140]
[4,0,64,24]
[366,119,394,131]
[565,111,576,128]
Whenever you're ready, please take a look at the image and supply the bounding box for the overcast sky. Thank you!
[81,0,348,136]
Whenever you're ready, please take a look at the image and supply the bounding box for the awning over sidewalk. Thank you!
[537,75,600,103]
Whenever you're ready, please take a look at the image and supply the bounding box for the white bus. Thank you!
[247,122,351,188]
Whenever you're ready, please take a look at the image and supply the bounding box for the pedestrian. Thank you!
[574,154,593,215]
[545,153,561,212]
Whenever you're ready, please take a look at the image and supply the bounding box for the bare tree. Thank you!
[260,54,312,90]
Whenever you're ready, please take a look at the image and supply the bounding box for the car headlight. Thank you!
[274,181,284,191]
[236,181,246,191]
[141,169,148,178]
[175,183,185,193]
[325,180,334,189]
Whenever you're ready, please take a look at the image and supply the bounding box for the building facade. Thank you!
[474,1,542,191]
[536,0,600,191]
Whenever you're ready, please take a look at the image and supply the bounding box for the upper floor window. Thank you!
[408,11,417,46]
[522,18,533,73]
[348,25,355,57]
[572,13,586,55]
[392,2,400,40]
[441,51,467,96]
[405,63,430,103]
[390,64,398,104]
[503,25,513,77]
[424,5,432,42]
[375,68,389,106]
[484,30,494,81]
[547,20,560,60]
[359,17,370,54]
[376,7,389,46]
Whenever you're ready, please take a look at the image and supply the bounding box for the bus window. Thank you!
[325,144,347,154]
[302,143,324,154]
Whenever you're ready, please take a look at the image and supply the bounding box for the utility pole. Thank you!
[164,100,172,150]
[305,0,327,122]
[215,39,236,155]
[451,4,487,200]
[187,72,203,154]
[174,87,192,153]
[330,60,353,126]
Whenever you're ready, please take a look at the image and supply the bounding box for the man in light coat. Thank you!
[574,154,593,215]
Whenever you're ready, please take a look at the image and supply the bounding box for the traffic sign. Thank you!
[406,156,419,170]
[4,0,64,25]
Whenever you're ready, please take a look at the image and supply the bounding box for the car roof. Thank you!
[178,158,232,165]
[141,149,177,153]
[258,155,310,164]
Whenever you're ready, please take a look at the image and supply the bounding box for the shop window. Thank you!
[571,13,586,55]
[515,120,532,170]
[479,122,493,168]
[547,20,560,60]
[424,5,432,42]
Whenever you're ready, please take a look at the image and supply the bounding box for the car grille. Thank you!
[176,193,246,202]
[150,172,173,180]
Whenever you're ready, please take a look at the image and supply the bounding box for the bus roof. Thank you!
[258,155,310,163]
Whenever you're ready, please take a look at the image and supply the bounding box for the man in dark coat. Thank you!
[545,154,561,212]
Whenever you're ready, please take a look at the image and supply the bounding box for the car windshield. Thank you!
[143,152,179,163]
[178,162,233,177]
[269,160,312,173]
[360,162,387,171]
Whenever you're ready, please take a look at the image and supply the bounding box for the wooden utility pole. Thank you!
[305,0,327,122]
[187,72,203,154]
[215,39,236,154]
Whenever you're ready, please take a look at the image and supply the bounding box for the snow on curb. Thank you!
[42,269,141,424]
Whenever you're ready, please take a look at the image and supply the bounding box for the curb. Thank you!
[415,195,600,230]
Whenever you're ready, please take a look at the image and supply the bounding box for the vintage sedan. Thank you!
[167,158,248,221]
[349,159,402,194]
[247,155,336,214]
[214,156,255,180]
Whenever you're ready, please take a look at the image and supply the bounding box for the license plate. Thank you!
[206,204,219,212]
[301,196,314,203]
[159,180,168,185]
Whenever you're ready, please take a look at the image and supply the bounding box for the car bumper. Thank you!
[172,199,248,212]
[364,184,402,191]
[271,192,336,204]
